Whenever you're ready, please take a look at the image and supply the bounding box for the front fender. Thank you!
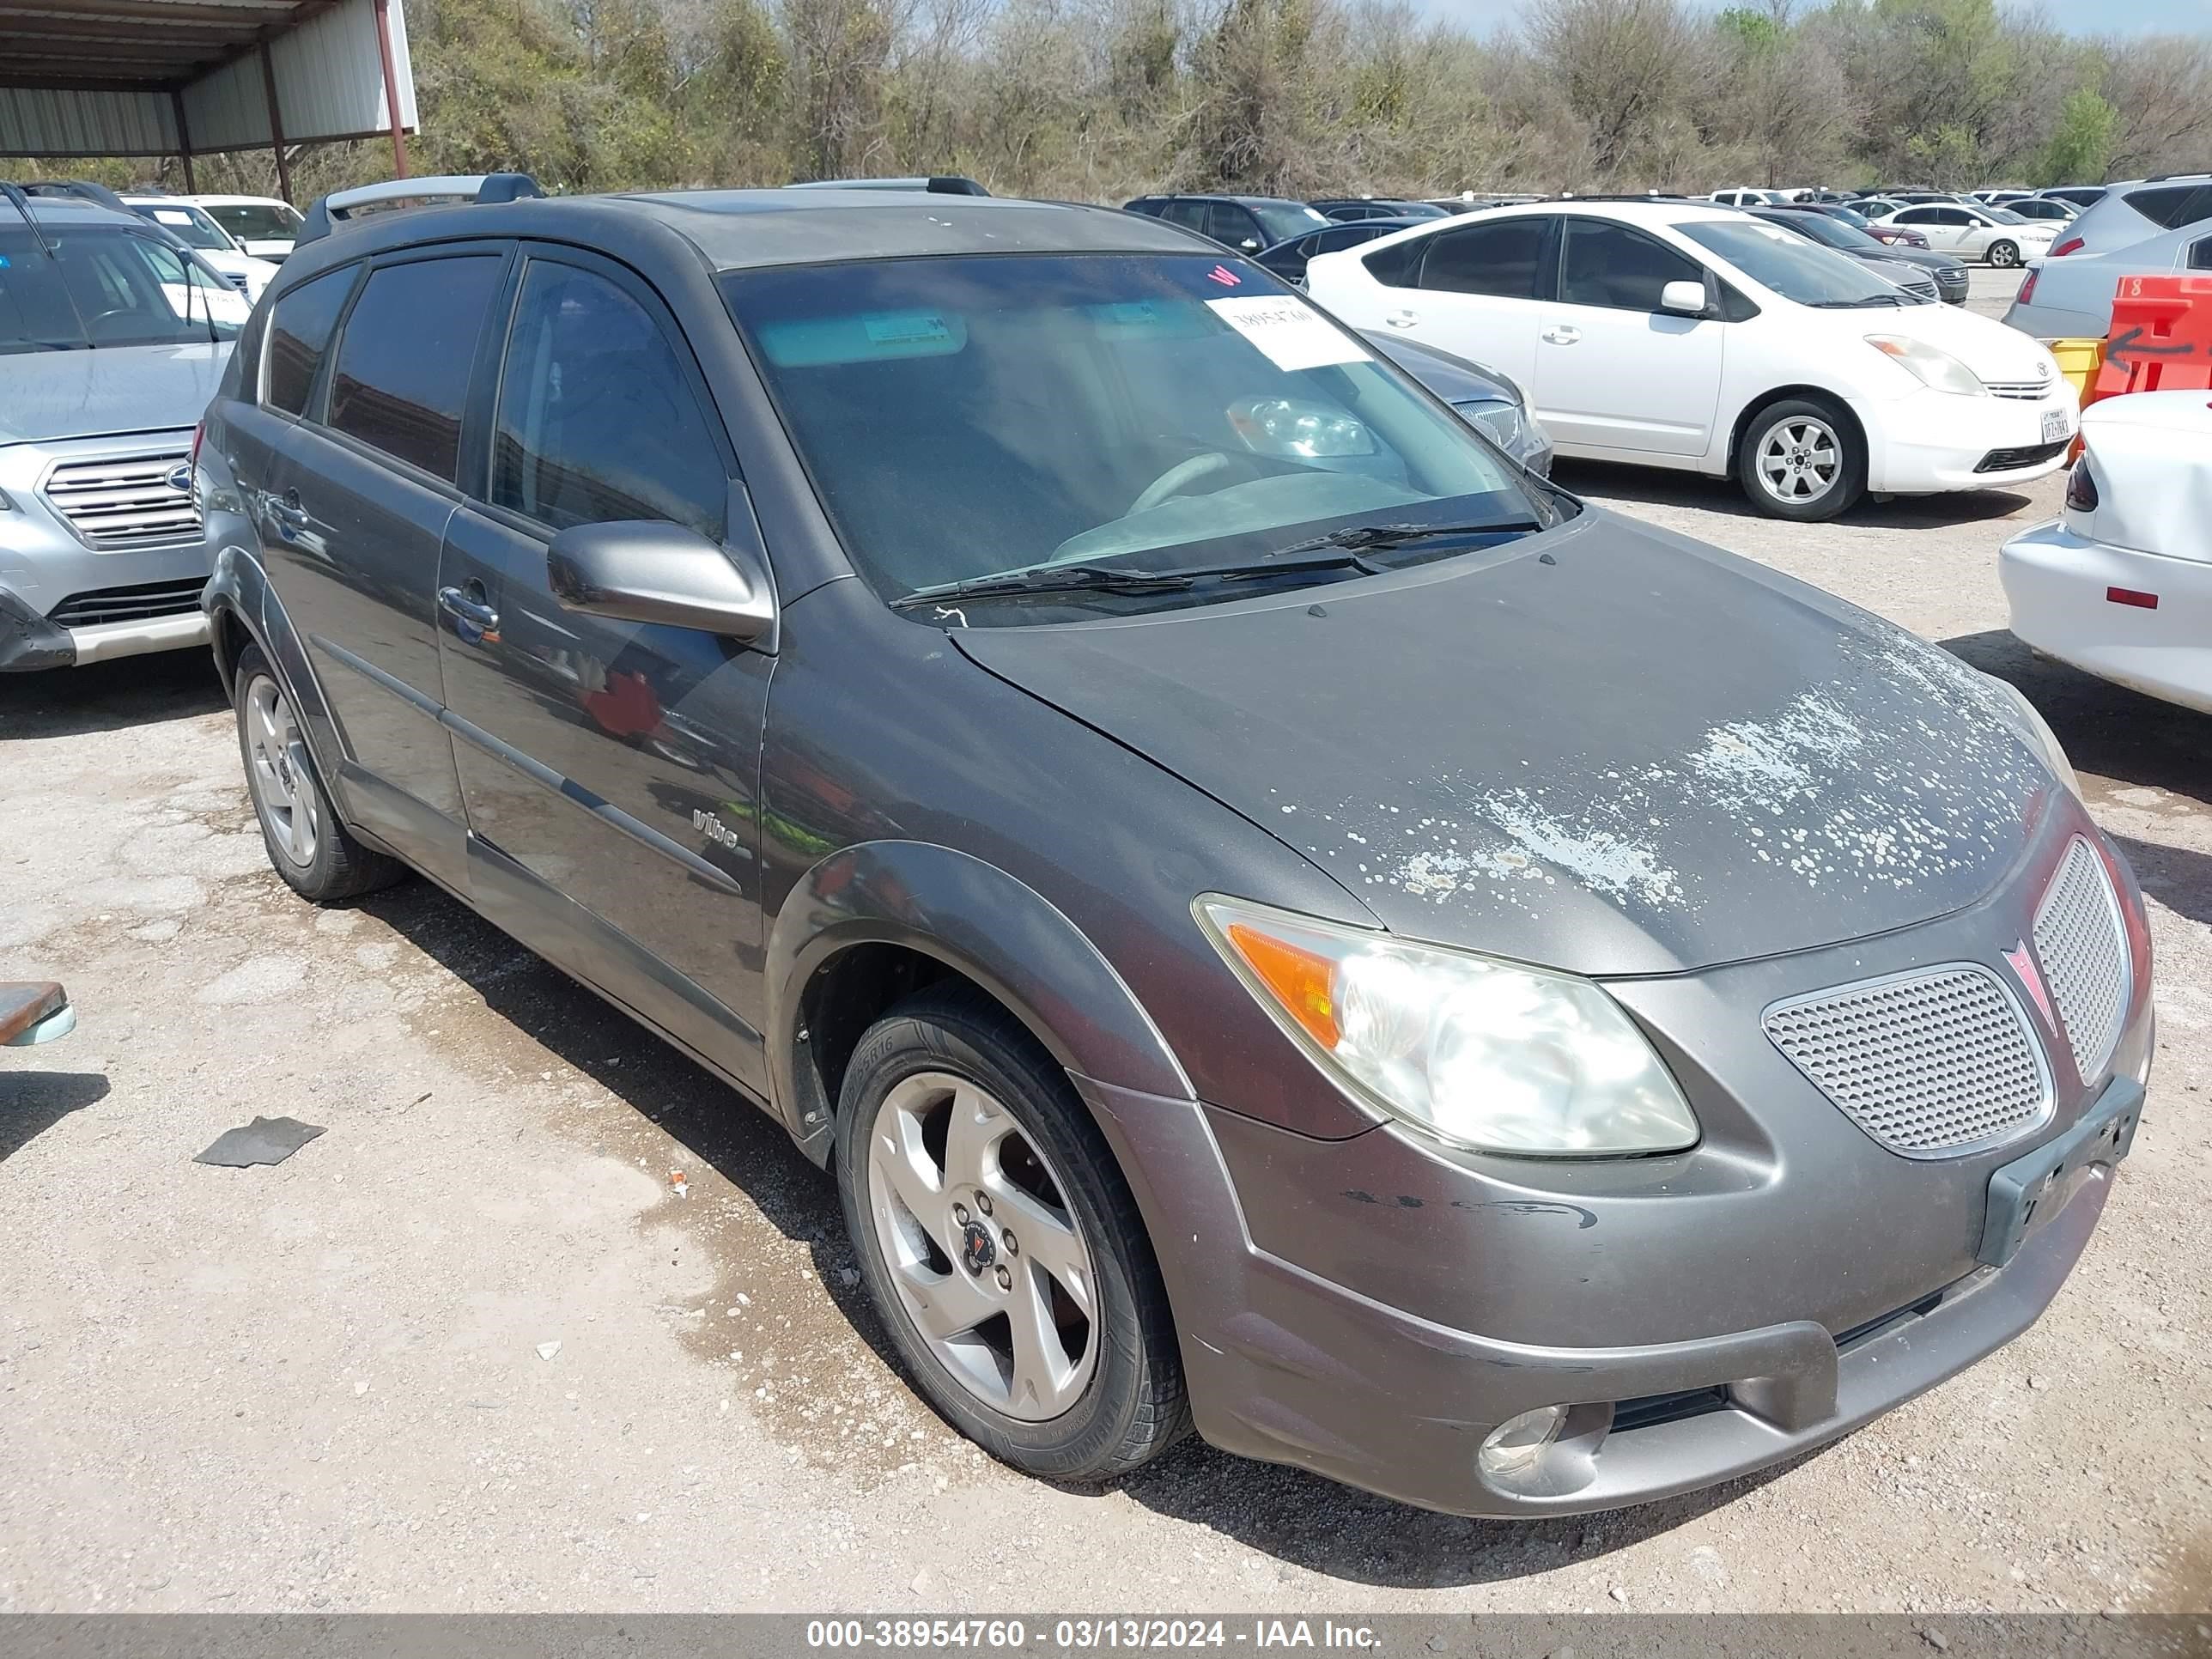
[766,840,1194,1162]
[204,542,349,818]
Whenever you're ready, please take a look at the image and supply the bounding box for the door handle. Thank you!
[1385,308,1419,328]
[270,485,308,530]
[1540,325,1581,345]
[438,583,500,636]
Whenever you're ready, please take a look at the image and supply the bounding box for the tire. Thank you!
[1988,240,2019,268]
[835,982,1189,1481]
[234,643,405,903]
[1737,396,1866,522]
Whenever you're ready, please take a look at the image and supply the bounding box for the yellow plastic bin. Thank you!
[2050,337,2104,404]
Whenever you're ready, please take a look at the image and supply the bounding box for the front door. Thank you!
[434,249,774,1090]
[1531,218,1724,458]
[262,247,509,888]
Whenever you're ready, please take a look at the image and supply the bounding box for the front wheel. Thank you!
[1988,240,2020,268]
[1737,397,1866,522]
[835,984,1188,1481]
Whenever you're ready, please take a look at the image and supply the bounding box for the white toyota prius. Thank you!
[2002,391,2212,715]
[1305,201,2079,520]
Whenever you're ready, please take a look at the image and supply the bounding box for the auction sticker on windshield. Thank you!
[1207,295,1370,373]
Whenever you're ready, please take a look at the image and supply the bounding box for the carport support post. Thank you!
[258,40,293,205]
[170,90,197,192]
[372,0,410,179]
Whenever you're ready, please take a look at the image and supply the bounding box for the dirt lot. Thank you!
[3,266,2209,1615]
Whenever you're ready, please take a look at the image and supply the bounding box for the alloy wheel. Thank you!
[245,673,319,869]
[1754,417,1841,506]
[866,1070,1099,1421]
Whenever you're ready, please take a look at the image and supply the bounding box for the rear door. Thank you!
[1531,217,1723,458]
[434,246,774,1089]
[1378,215,1551,390]
[265,246,510,888]
[227,261,357,604]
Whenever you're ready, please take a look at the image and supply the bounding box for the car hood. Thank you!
[1844,299,2057,383]
[0,343,229,446]
[955,510,2057,976]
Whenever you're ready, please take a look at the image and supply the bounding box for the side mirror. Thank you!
[1239,238,1263,253]
[1659,279,1709,316]
[547,519,775,643]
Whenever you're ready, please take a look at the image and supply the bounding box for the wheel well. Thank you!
[1728,386,1867,474]
[208,603,249,696]
[794,943,977,1141]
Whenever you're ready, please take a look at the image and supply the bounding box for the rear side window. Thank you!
[263,267,354,416]
[491,262,726,539]
[326,255,503,482]
[1160,200,1206,232]
[1559,221,1702,311]
[2124,184,2212,230]
[2191,237,2212,271]
[1419,218,1550,299]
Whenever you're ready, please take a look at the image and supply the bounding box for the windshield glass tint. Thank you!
[0,228,246,352]
[1771,213,1856,249]
[134,205,230,250]
[206,204,301,241]
[1680,220,1894,305]
[1254,203,1330,244]
[721,253,1545,614]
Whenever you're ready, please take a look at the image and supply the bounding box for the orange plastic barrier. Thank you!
[2090,274,2212,403]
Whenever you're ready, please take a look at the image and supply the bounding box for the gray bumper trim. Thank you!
[67,611,210,665]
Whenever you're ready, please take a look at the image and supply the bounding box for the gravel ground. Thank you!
[3,264,2208,1616]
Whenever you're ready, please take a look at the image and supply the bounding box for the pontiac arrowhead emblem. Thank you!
[2004,940,2056,1028]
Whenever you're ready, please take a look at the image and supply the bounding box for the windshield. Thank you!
[1984,207,2032,225]
[131,204,233,251]
[204,203,301,242]
[1766,212,1863,250]
[0,226,247,353]
[1255,203,1331,245]
[1680,220,1899,306]
[721,253,1552,620]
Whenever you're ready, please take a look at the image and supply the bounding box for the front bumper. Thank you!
[1860,386,2077,493]
[2002,518,2212,715]
[0,582,210,670]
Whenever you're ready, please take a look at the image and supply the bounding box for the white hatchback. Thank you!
[1304,201,2078,520]
[2002,392,2212,715]
[1868,203,2059,268]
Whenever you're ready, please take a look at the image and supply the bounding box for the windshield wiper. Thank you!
[1271,517,1544,556]
[1809,294,1903,308]
[891,550,1376,610]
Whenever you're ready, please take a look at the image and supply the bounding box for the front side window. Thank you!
[1204,204,1260,246]
[1419,218,1549,299]
[721,253,1553,621]
[264,266,355,416]
[492,262,726,538]
[0,226,246,354]
[1558,220,1703,311]
[1680,220,1904,307]
[325,255,503,482]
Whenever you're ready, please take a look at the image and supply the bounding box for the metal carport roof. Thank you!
[0,0,418,198]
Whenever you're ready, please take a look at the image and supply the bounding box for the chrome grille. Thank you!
[1985,374,2056,401]
[1765,966,2051,1158]
[42,451,198,550]
[2033,836,2130,1084]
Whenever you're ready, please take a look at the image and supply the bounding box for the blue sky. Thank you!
[1409,0,2210,37]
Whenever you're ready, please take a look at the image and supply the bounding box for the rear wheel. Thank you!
[1738,396,1866,522]
[835,983,1188,1481]
[1988,240,2020,268]
[234,643,404,903]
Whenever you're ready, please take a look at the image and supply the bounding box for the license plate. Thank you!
[1977,1078,2142,1267]
[2040,405,2071,445]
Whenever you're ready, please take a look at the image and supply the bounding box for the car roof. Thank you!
[286,188,1209,273]
[0,194,149,229]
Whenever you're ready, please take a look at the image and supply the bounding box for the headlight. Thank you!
[1867,334,1985,396]
[1981,672,2081,800]
[1456,399,1526,458]
[1195,896,1700,1157]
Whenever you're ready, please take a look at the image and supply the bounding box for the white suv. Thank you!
[180,194,305,262]
[1304,200,2077,520]
[120,196,278,300]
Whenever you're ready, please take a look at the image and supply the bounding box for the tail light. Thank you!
[2018,269,2039,305]
[2065,453,2098,512]
[2051,235,2084,258]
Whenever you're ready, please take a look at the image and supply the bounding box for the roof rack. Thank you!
[296,173,544,247]
[782,175,990,196]
[20,179,131,212]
